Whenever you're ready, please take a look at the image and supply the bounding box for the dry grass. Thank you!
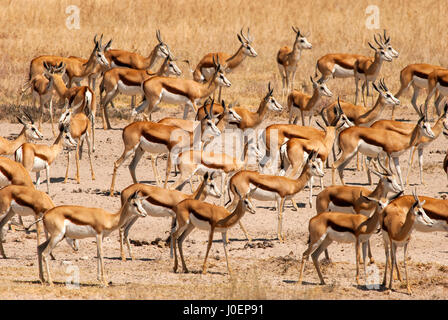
[1,0,447,113]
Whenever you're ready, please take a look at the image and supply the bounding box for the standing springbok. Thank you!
[0,113,43,155]
[99,55,182,129]
[353,33,395,106]
[424,68,448,117]
[15,123,77,194]
[132,56,231,120]
[226,150,323,242]
[58,109,95,184]
[332,113,435,189]
[193,28,257,101]
[170,188,256,275]
[35,191,147,286]
[118,172,221,261]
[380,190,434,294]
[297,191,402,286]
[393,63,446,119]
[287,76,333,125]
[0,185,54,259]
[109,102,222,195]
[277,27,312,100]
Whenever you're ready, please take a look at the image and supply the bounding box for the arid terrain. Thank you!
[0,0,447,300]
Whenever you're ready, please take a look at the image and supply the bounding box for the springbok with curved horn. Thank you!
[287,76,333,125]
[277,26,312,100]
[132,56,231,120]
[0,113,43,155]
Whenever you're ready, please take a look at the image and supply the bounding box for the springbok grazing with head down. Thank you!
[0,185,54,259]
[109,102,222,195]
[132,56,231,120]
[280,116,347,206]
[380,190,434,294]
[193,28,257,100]
[393,63,446,119]
[99,55,182,129]
[287,76,333,125]
[35,191,146,286]
[424,68,448,117]
[370,103,448,186]
[353,33,395,106]
[15,123,77,194]
[277,26,312,100]
[58,108,95,184]
[315,158,402,263]
[332,111,435,190]
[170,188,256,275]
[118,172,221,261]
[226,150,323,242]
[27,34,111,90]
[298,191,402,286]
[0,113,43,156]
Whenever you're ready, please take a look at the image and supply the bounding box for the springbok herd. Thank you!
[0,27,447,295]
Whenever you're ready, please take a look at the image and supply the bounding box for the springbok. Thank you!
[0,113,43,155]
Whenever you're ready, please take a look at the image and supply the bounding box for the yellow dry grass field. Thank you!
[0,0,447,301]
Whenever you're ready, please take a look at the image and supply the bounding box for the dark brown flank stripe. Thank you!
[111,57,133,68]
[328,220,355,235]
[329,195,355,208]
[144,196,172,209]
[0,167,12,181]
[118,74,142,87]
[191,209,210,222]
[162,83,190,98]
[423,209,447,222]
[335,60,354,70]
[438,77,448,87]
[249,177,281,194]
[357,65,365,74]
[414,70,429,79]
[141,131,169,146]
[13,195,36,210]
[64,214,90,226]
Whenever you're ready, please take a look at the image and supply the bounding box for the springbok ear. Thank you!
[104,39,112,51]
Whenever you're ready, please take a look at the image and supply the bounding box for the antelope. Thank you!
[332,114,435,190]
[132,56,231,120]
[280,118,346,206]
[0,156,34,188]
[370,103,448,186]
[424,68,448,116]
[315,30,398,84]
[393,63,446,119]
[109,102,222,195]
[14,123,78,194]
[0,185,54,259]
[118,172,221,261]
[277,26,312,100]
[99,55,182,130]
[35,190,146,286]
[298,191,402,286]
[315,158,402,263]
[193,28,257,101]
[226,150,323,242]
[43,62,96,147]
[287,76,333,125]
[27,34,111,89]
[353,34,394,106]
[105,30,170,70]
[380,190,434,294]
[170,138,263,206]
[58,109,95,184]
[0,113,43,155]
[170,188,256,275]
[224,83,283,130]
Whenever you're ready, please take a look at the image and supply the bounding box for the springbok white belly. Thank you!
[161,88,190,105]
[249,185,280,201]
[139,136,169,154]
[189,213,227,233]
[16,148,47,172]
[10,200,35,217]
[436,83,448,96]
[333,64,354,78]
[117,80,143,96]
[327,227,356,243]
[142,200,174,218]
[64,220,97,239]
[357,140,384,157]
[412,75,428,89]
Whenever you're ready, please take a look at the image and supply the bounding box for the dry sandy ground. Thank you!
[0,104,446,300]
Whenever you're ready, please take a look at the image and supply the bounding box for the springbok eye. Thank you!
[300,39,304,43]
